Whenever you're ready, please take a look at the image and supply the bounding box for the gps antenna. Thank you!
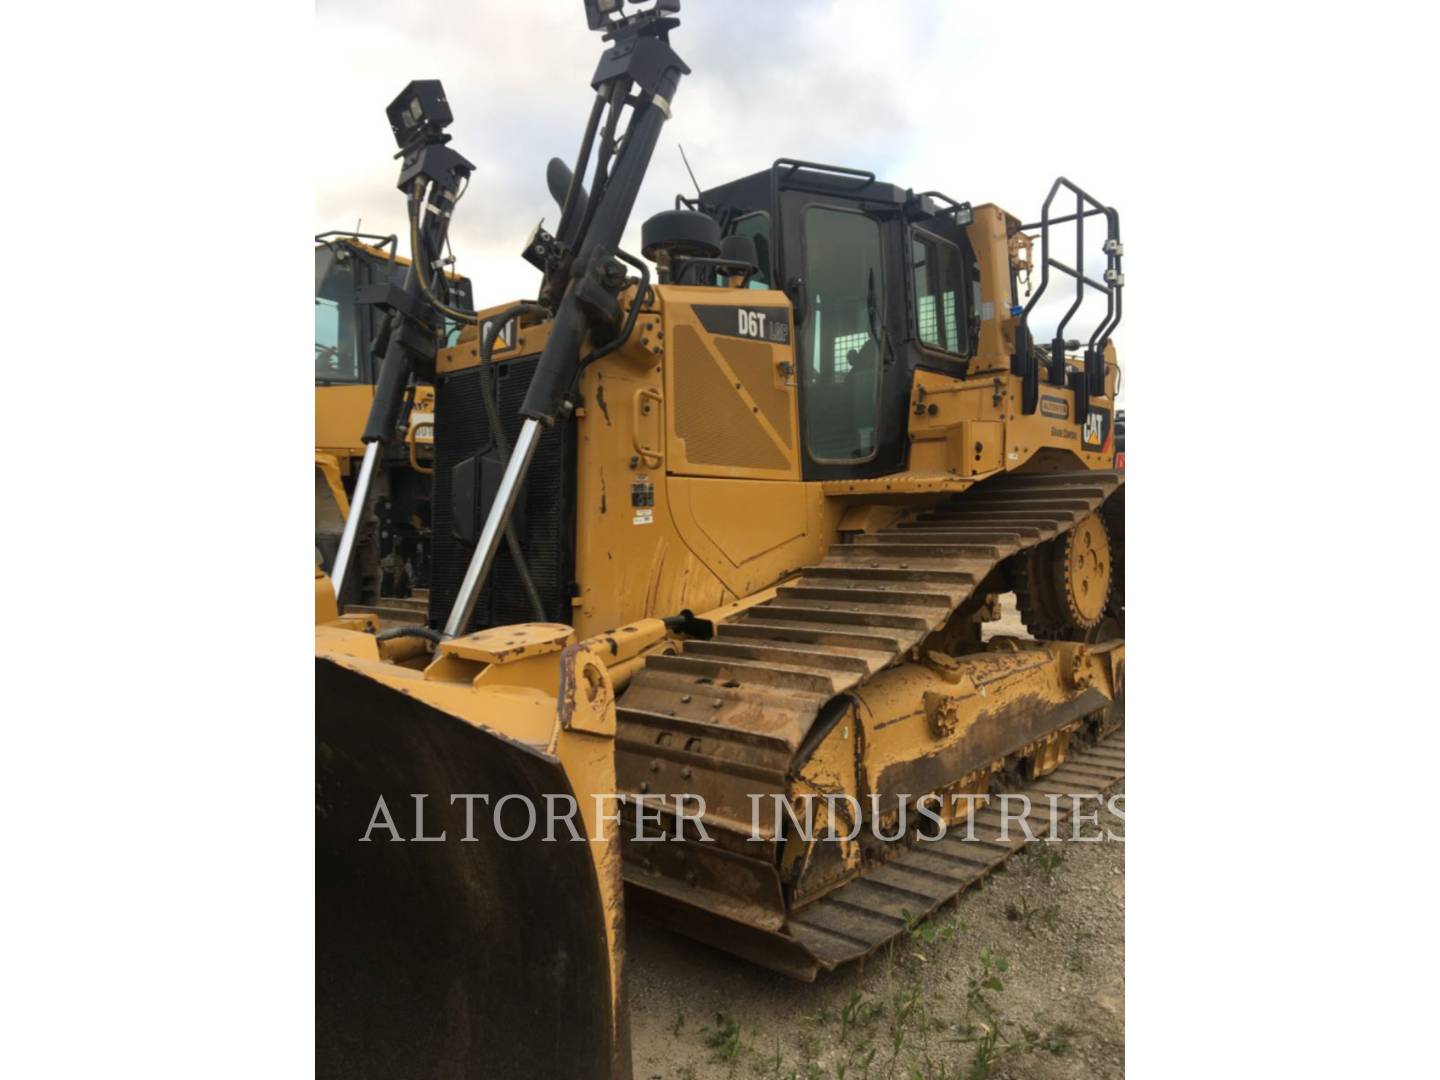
[678,143,702,198]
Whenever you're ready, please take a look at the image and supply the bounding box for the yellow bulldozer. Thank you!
[315,231,472,615]
[317,3,1124,1077]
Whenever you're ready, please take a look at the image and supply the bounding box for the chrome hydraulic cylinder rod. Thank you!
[329,440,381,599]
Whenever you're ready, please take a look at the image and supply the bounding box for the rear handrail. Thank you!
[315,230,400,267]
[1013,177,1123,416]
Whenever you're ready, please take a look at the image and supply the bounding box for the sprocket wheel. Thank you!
[1054,513,1111,629]
[1011,512,1113,639]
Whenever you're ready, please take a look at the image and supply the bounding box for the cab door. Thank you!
[779,192,908,481]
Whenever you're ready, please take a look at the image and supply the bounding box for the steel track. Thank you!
[615,468,1125,977]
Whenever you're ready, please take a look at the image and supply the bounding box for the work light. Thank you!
[385,80,453,150]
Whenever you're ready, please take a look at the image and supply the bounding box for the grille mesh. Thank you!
[429,358,576,632]
[673,325,788,472]
[715,337,794,449]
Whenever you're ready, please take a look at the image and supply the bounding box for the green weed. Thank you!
[702,1010,741,1062]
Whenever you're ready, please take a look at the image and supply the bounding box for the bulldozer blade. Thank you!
[316,656,629,1080]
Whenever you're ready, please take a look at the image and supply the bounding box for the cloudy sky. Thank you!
[316,0,1156,389]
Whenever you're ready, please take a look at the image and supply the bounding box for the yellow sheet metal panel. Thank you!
[965,203,1023,376]
[951,420,1004,476]
[315,623,380,661]
[437,311,555,375]
[315,568,339,624]
[438,623,576,664]
[573,358,728,635]
[314,384,374,456]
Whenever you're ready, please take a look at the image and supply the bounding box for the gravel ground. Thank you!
[626,595,1125,1080]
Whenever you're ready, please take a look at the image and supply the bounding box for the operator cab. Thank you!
[669,160,980,482]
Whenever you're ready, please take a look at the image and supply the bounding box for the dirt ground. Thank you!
[625,595,1125,1080]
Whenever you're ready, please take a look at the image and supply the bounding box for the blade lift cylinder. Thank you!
[444,17,689,638]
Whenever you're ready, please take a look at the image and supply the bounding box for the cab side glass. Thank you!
[315,251,361,383]
[911,230,969,356]
[732,211,772,289]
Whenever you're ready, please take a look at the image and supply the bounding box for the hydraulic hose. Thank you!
[409,182,480,326]
[555,94,607,249]
[375,625,445,645]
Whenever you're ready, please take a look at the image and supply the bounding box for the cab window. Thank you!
[911,229,970,356]
[800,205,885,463]
[315,250,362,383]
[731,211,772,289]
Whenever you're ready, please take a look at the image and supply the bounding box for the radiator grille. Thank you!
[429,357,576,633]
